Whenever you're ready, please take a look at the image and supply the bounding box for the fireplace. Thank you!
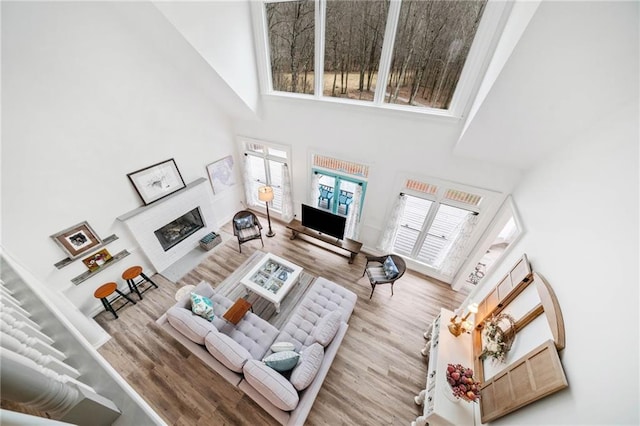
[118,177,218,273]
[154,208,205,252]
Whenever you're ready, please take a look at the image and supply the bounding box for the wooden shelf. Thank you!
[54,234,119,269]
[71,250,131,285]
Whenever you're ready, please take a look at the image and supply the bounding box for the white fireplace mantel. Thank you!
[117,177,217,273]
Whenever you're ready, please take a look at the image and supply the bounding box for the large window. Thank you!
[323,0,387,101]
[262,0,506,115]
[386,0,486,109]
[266,0,315,94]
[379,177,493,280]
[241,140,290,215]
[393,194,475,266]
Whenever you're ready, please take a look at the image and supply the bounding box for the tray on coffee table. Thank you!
[240,253,303,314]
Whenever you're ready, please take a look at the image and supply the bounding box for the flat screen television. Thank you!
[301,204,346,240]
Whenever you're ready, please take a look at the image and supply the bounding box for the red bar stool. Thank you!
[94,282,137,319]
[122,266,158,300]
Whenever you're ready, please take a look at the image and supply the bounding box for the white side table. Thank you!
[175,284,196,302]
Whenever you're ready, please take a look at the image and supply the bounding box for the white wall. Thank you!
[456,1,638,170]
[233,96,523,255]
[1,2,244,334]
[468,100,639,424]
[153,0,261,115]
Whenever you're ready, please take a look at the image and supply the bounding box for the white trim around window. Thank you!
[252,0,514,119]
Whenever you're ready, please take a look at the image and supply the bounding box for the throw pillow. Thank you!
[271,341,296,353]
[290,343,324,391]
[383,256,399,279]
[263,350,300,372]
[311,310,342,347]
[234,216,252,230]
[190,292,215,321]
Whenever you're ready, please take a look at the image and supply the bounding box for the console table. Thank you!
[285,219,362,263]
[413,308,478,426]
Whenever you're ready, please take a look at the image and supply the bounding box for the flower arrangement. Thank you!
[479,312,516,364]
[446,363,481,402]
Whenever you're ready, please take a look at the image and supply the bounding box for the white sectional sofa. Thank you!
[156,276,357,425]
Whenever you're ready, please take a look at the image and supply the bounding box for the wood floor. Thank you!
[95,214,468,425]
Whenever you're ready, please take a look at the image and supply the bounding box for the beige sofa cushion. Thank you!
[290,343,324,391]
[311,310,342,346]
[205,329,253,373]
[243,359,299,411]
[166,306,218,345]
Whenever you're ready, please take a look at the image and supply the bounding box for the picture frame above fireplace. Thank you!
[50,221,103,259]
[127,158,186,206]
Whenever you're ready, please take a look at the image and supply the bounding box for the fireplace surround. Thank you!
[118,178,217,272]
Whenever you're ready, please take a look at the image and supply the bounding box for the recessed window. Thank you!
[323,0,387,101]
[242,140,289,212]
[386,0,487,109]
[261,0,501,115]
[265,0,315,94]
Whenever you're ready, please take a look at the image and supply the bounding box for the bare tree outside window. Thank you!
[266,0,315,94]
[323,0,388,101]
[386,0,487,109]
[265,0,488,111]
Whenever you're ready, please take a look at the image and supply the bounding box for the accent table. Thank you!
[223,298,252,325]
[239,253,303,314]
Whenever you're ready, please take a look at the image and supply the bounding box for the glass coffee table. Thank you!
[240,253,303,314]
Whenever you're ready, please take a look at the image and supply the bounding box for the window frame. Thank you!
[253,0,514,118]
[386,174,503,282]
[311,167,367,218]
[396,192,476,263]
[238,136,291,215]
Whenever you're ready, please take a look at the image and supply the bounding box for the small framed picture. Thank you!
[82,248,113,272]
[127,158,186,205]
[51,221,103,259]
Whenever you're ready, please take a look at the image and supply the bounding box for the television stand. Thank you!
[286,219,362,264]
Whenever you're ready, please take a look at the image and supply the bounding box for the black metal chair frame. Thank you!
[125,272,158,300]
[362,254,407,299]
[232,210,264,253]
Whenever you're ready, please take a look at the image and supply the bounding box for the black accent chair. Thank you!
[232,210,264,253]
[362,254,407,299]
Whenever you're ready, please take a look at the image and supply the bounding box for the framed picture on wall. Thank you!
[127,158,186,205]
[82,248,113,272]
[206,155,236,195]
[50,221,103,259]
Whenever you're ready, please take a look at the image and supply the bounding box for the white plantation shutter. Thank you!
[392,196,433,256]
[241,140,289,213]
[387,177,488,278]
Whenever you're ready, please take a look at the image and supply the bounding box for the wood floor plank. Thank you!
[95,213,468,425]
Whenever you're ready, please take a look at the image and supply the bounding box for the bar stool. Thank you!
[94,282,137,319]
[122,266,158,300]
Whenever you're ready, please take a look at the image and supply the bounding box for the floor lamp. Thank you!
[258,185,275,237]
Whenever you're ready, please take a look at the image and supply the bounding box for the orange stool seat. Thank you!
[94,282,136,319]
[122,265,158,300]
[94,282,117,299]
[122,266,143,281]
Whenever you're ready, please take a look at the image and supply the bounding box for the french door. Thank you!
[314,171,365,217]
